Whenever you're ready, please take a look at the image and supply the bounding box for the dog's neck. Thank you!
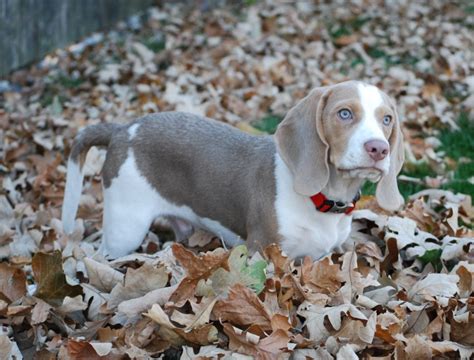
[320,166,365,203]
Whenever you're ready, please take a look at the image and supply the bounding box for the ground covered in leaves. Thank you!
[0,1,473,359]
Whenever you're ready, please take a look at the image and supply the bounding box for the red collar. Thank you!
[310,191,360,215]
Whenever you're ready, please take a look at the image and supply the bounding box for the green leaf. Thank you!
[209,245,267,295]
[418,248,443,272]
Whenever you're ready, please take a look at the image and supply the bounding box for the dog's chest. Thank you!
[274,155,352,259]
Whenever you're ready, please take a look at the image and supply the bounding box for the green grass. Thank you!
[252,114,283,134]
[57,75,83,89]
[328,16,371,41]
[438,113,474,197]
[143,35,166,53]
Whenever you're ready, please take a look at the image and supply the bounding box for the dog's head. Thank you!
[275,81,405,211]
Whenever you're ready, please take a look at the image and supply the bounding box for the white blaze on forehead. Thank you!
[356,82,386,141]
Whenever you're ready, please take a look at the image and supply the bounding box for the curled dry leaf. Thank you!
[223,323,290,360]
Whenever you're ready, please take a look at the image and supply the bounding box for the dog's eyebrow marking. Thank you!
[128,123,140,140]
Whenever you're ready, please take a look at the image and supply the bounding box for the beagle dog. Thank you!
[62,81,404,259]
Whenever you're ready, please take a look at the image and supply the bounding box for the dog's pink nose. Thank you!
[364,140,389,161]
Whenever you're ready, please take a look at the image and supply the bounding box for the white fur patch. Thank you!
[128,123,140,140]
[339,83,390,174]
[62,158,84,234]
[101,149,242,258]
[274,154,352,260]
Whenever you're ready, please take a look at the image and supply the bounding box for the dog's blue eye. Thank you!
[383,115,392,126]
[338,109,353,120]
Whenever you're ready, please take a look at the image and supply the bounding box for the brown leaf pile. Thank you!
[0,193,472,358]
[0,1,473,358]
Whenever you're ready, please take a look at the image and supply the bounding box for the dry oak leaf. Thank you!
[297,301,368,344]
[116,284,177,320]
[107,263,169,309]
[209,245,267,295]
[32,251,83,306]
[407,273,459,304]
[171,297,217,330]
[31,298,53,325]
[453,261,474,297]
[263,244,290,278]
[66,339,115,359]
[337,251,379,302]
[0,263,26,303]
[301,256,344,295]
[0,335,22,359]
[336,311,377,345]
[172,243,229,280]
[223,323,290,360]
[336,344,359,360]
[57,295,88,314]
[180,345,251,359]
[170,244,229,302]
[145,303,219,346]
[213,283,272,331]
[83,257,125,293]
[400,334,433,360]
[144,304,184,346]
[449,310,474,346]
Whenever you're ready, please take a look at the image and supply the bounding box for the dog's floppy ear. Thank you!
[376,109,405,211]
[275,87,330,196]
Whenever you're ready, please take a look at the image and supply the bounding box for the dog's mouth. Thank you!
[338,167,383,181]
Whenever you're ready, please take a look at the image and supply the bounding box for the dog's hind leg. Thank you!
[166,216,194,242]
[99,151,159,258]
[100,188,156,258]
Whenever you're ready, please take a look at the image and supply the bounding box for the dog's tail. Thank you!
[62,123,121,234]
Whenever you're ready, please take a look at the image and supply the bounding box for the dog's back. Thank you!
[62,112,278,256]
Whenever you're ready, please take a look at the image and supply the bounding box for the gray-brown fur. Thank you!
[90,112,279,249]
[70,123,122,166]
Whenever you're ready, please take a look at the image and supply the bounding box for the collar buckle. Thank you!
[311,191,360,215]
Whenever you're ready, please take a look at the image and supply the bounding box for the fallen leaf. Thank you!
[301,256,344,295]
[0,335,22,359]
[32,251,82,306]
[0,263,26,303]
[83,257,125,293]
[408,273,459,303]
[213,283,272,331]
[107,263,169,309]
[209,245,267,295]
[223,323,290,360]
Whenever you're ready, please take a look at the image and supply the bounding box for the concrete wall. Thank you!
[0,0,154,76]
